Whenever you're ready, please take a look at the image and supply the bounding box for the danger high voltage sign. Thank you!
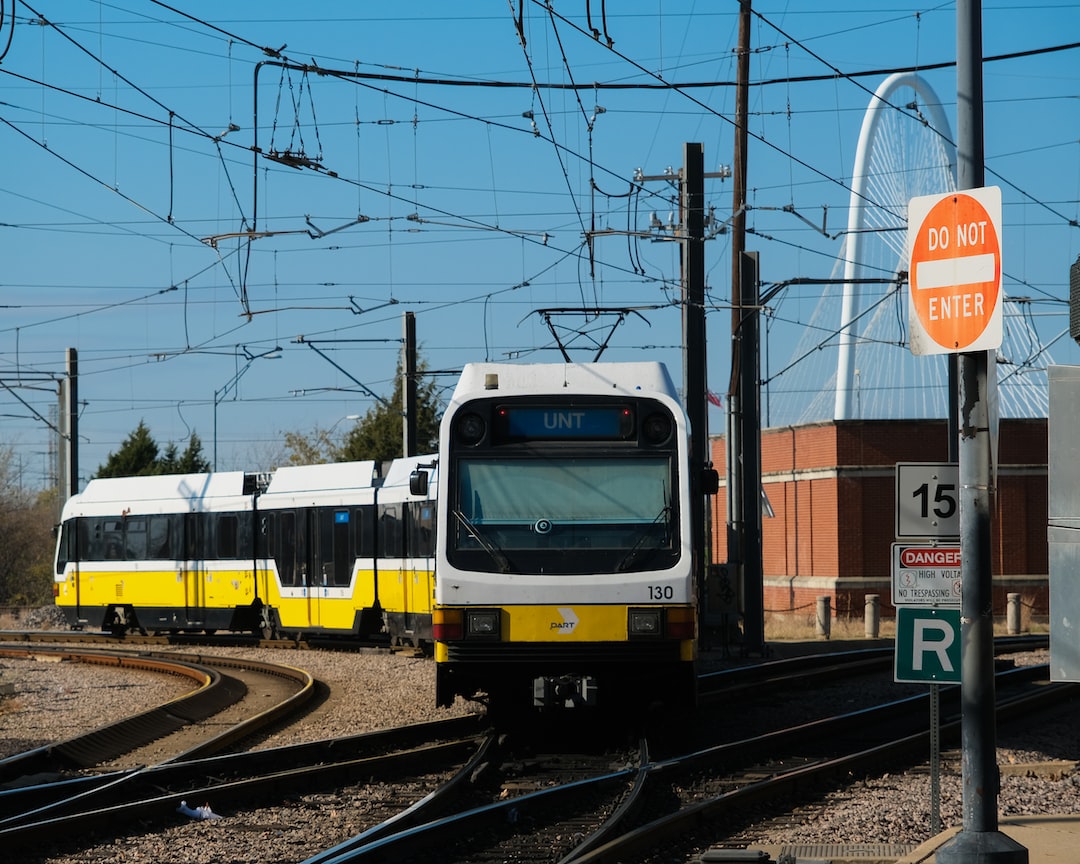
[891,543,962,607]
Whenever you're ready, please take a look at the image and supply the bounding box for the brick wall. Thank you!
[710,418,1048,617]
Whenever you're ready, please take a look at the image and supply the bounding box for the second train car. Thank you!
[422,361,698,713]
[53,455,439,645]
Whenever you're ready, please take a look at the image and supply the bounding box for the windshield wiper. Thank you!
[616,504,672,572]
[452,509,512,573]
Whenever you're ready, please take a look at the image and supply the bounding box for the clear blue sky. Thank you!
[1,1,1077,488]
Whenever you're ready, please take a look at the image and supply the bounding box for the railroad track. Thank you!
[0,712,489,856]
[302,661,1070,863]
[0,645,316,782]
[0,635,1055,862]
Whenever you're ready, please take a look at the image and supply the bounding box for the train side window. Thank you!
[406,501,435,557]
[149,515,172,559]
[124,517,148,559]
[355,505,375,557]
[56,521,74,572]
[103,519,124,560]
[184,513,204,561]
[378,504,403,559]
[323,509,351,586]
[237,512,253,559]
[277,511,297,586]
[216,514,238,559]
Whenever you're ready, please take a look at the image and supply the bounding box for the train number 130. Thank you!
[648,585,674,600]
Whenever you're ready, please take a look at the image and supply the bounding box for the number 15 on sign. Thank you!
[896,462,959,539]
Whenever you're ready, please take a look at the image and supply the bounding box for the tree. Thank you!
[339,357,442,463]
[282,427,338,465]
[96,423,211,478]
[0,450,55,605]
[95,420,159,478]
[163,432,211,474]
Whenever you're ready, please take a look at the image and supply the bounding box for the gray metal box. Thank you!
[1049,365,1080,680]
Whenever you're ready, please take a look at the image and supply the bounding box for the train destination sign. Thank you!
[892,543,961,607]
[499,405,634,440]
[907,186,1002,355]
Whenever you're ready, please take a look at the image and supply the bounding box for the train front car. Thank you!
[432,362,697,715]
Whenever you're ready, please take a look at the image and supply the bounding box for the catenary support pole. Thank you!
[936,2,1026,861]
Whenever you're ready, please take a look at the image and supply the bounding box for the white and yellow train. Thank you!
[54,360,700,714]
[420,361,699,713]
[53,455,438,644]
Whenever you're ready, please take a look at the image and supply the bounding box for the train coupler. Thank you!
[532,674,598,709]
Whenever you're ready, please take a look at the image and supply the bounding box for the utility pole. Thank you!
[59,347,78,509]
[727,0,765,654]
[637,146,717,629]
[682,143,708,625]
[936,2,1026,862]
[402,311,418,457]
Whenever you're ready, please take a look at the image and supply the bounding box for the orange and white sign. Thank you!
[907,186,1002,355]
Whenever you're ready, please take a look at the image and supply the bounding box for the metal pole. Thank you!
[936,2,1026,861]
[682,142,708,629]
[738,251,764,652]
[727,0,752,653]
[403,311,418,457]
[65,348,78,499]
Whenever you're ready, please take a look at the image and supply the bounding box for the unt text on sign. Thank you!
[907,186,1002,355]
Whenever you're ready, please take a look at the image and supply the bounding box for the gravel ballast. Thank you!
[1,643,1078,863]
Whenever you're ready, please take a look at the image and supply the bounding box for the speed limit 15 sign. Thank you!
[895,462,960,539]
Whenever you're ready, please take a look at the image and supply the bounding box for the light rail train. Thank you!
[53,360,701,715]
[419,361,699,713]
[53,455,438,644]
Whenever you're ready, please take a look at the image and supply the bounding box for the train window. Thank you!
[237,513,253,559]
[124,517,148,559]
[148,516,173,559]
[277,511,298,586]
[102,519,124,560]
[355,505,376,557]
[55,520,75,572]
[185,514,204,561]
[216,514,238,559]
[406,501,435,557]
[378,504,404,558]
[324,509,350,586]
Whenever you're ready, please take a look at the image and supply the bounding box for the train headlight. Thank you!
[466,609,501,638]
[628,608,662,637]
[456,413,486,445]
[642,412,673,445]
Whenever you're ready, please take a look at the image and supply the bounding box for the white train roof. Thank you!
[264,460,377,495]
[451,361,680,402]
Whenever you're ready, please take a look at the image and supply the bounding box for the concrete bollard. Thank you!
[816,595,831,639]
[864,594,880,638]
[1007,592,1022,635]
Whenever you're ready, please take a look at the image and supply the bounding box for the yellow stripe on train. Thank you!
[435,603,696,643]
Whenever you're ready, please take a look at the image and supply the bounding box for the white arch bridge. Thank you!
[761,72,1054,429]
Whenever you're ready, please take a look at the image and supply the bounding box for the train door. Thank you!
[182,513,209,626]
[312,507,352,630]
[403,500,436,642]
[301,508,320,627]
[377,502,407,643]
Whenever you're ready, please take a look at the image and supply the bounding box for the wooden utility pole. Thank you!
[726,0,765,653]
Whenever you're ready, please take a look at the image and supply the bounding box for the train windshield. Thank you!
[449,456,678,575]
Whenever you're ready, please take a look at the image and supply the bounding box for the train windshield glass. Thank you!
[449,456,677,574]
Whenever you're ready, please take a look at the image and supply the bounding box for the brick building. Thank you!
[709,419,1048,620]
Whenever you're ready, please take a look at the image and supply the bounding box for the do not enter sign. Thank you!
[907,186,1002,355]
